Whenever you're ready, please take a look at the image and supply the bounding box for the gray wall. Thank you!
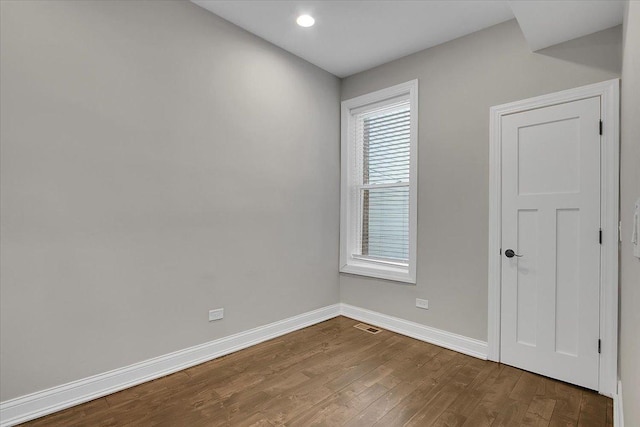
[0,0,340,401]
[340,20,622,341]
[620,2,640,424]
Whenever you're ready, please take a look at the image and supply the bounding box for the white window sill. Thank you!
[340,259,416,284]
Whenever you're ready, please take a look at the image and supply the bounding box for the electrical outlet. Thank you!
[208,308,224,321]
[416,298,429,310]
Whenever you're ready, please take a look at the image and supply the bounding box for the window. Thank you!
[340,80,418,283]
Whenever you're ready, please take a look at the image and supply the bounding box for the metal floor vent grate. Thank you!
[354,323,382,334]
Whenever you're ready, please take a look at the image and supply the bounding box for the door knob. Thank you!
[504,249,523,258]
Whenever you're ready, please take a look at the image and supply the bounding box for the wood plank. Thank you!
[490,370,546,426]
[432,359,503,425]
[605,396,614,427]
[405,363,484,426]
[460,364,523,427]
[545,377,584,425]
[343,381,419,426]
[20,317,612,427]
[521,396,556,426]
[372,352,468,426]
[577,390,608,427]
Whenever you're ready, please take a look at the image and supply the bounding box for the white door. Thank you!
[500,96,601,390]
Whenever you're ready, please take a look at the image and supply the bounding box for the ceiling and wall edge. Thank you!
[191,1,624,78]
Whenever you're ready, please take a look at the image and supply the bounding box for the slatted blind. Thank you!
[355,102,411,262]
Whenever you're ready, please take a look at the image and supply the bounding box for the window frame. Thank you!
[340,80,418,284]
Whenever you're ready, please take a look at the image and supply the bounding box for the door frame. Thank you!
[487,79,620,397]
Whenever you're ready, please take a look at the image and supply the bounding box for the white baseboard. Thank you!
[614,380,624,427]
[0,304,341,427]
[0,303,490,426]
[339,303,488,360]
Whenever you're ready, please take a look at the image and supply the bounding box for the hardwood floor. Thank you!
[21,316,612,426]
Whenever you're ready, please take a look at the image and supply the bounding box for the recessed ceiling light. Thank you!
[296,15,315,28]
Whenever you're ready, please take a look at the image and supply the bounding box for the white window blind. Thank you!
[355,103,410,263]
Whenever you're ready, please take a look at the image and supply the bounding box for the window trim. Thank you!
[340,80,418,284]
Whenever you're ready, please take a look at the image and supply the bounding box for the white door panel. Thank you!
[500,96,601,390]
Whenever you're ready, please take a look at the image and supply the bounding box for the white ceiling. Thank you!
[509,1,626,51]
[192,1,624,78]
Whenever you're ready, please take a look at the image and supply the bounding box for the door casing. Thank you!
[487,79,620,398]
